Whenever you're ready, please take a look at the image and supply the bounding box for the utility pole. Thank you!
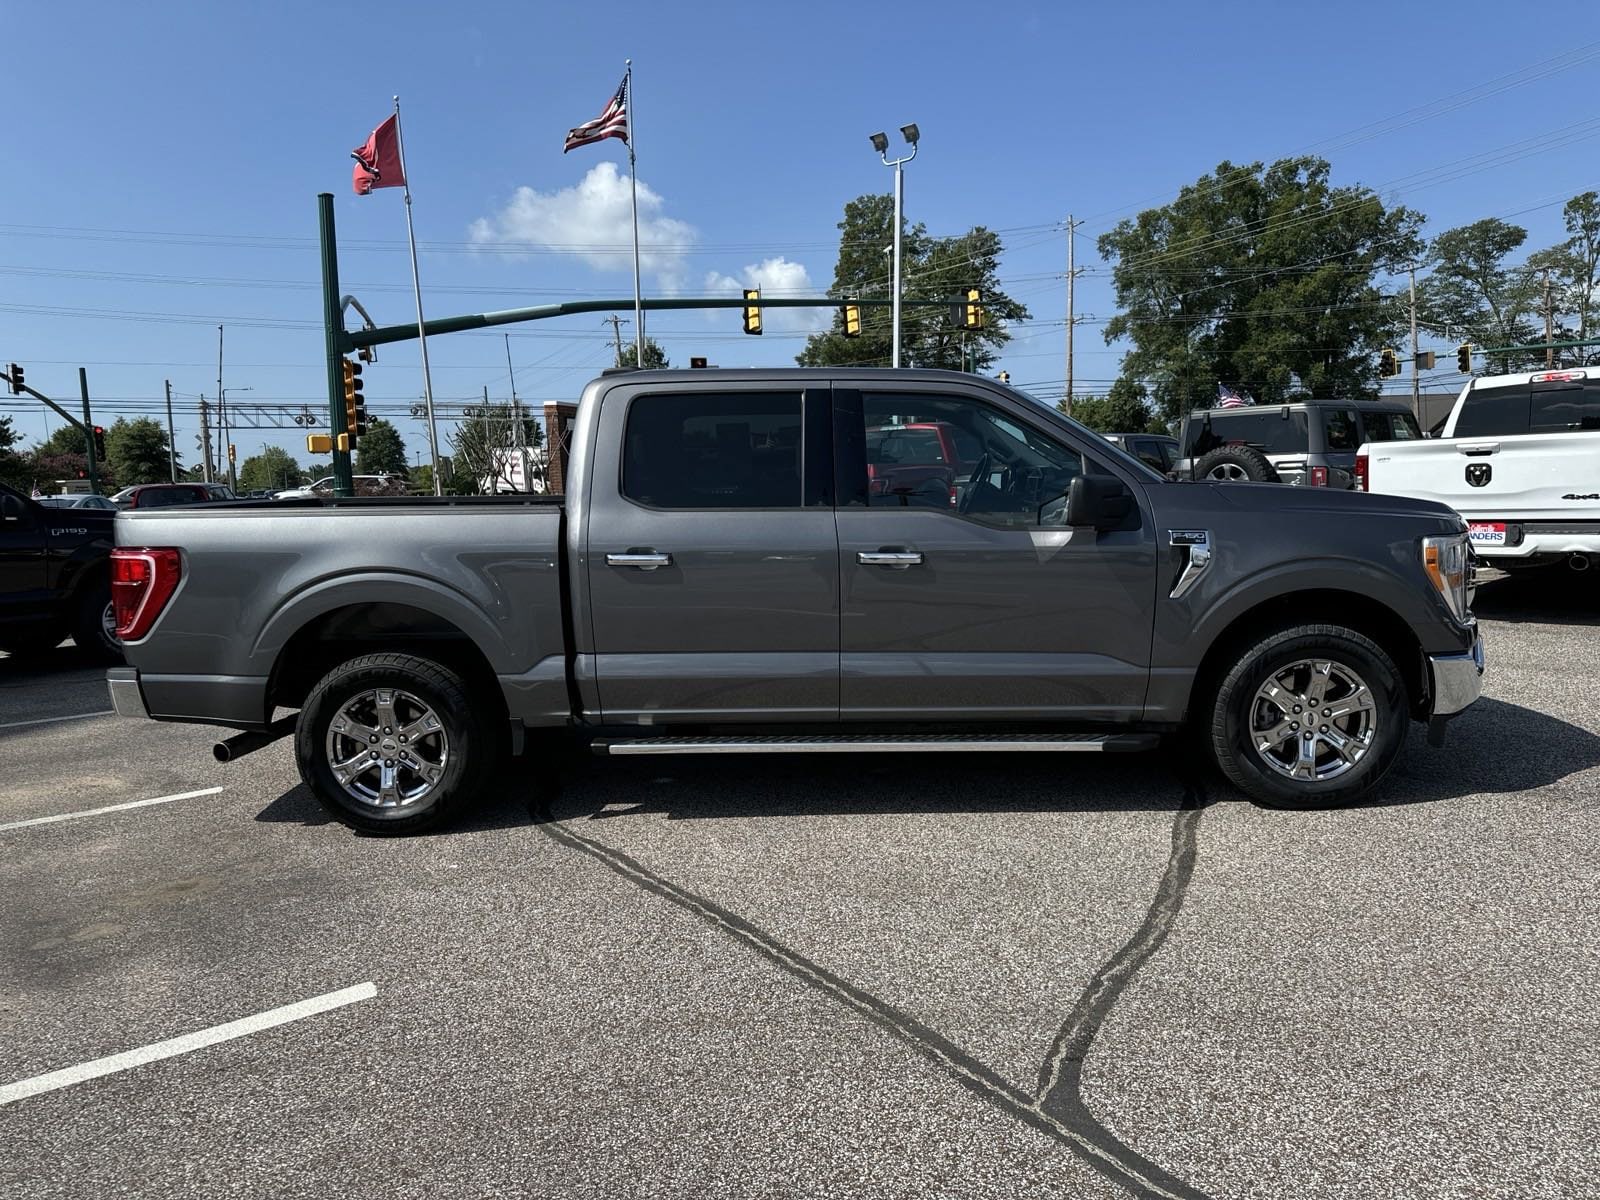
[199,395,214,483]
[483,385,493,492]
[1065,214,1078,415]
[164,379,177,482]
[1409,265,1420,419]
[79,368,100,496]
[505,333,529,493]
[605,314,627,365]
[1544,270,1555,368]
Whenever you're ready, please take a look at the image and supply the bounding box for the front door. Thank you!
[584,384,839,723]
[0,490,47,631]
[835,387,1157,722]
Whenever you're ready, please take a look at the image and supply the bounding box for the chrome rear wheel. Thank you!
[325,687,450,809]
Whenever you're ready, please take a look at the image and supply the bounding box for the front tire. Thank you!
[1207,624,1408,809]
[295,652,503,835]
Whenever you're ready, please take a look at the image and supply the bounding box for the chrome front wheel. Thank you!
[1248,659,1375,782]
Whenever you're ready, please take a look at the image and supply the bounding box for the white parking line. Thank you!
[0,710,114,731]
[0,786,224,832]
[0,983,377,1107]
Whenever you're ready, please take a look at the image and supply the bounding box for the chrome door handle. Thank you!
[1458,442,1499,456]
[857,551,923,568]
[606,552,673,570]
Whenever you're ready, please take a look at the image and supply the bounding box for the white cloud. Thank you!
[704,258,831,333]
[469,163,696,284]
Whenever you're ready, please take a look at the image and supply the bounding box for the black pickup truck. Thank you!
[0,482,121,661]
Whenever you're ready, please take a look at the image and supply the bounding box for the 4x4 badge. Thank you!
[1466,463,1492,487]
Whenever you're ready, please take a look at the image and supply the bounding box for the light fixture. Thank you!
[869,131,889,154]
[900,123,920,146]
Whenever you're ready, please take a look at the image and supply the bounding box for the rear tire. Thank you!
[1207,623,1407,809]
[295,652,504,835]
[73,583,123,664]
[1194,445,1280,484]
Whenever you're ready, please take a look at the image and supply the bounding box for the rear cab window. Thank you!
[1530,377,1600,432]
[1454,383,1530,437]
[1360,411,1422,442]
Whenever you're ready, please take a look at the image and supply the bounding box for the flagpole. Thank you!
[391,95,443,495]
[626,59,644,368]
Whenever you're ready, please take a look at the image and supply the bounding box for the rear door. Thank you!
[583,383,839,723]
[835,385,1156,722]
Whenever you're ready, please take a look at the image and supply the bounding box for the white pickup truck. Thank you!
[1358,367,1600,573]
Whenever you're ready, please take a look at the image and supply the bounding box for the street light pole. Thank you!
[871,125,919,369]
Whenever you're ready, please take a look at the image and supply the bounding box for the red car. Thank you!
[111,483,235,510]
[864,421,983,507]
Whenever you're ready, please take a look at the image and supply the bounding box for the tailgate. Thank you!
[1365,432,1600,520]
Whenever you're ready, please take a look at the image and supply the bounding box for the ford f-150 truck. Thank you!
[106,369,1485,834]
[1358,367,1600,572]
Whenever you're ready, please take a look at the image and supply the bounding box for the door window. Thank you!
[860,393,1085,529]
[622,391,804,509]
[1322,409,1360,451]
[1360,411,1422,442]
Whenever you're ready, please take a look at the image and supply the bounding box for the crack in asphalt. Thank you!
[531,773,1214,1200]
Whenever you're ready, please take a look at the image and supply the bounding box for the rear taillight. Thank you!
[1354,453,1369,492]
[1308,466,1329,487]
[111,547,182,641]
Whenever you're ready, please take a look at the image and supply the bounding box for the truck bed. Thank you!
[115,498,570,729]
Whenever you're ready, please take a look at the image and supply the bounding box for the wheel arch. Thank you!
[1190,589,1429,722]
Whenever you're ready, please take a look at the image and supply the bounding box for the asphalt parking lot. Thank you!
[2,572,1597,1200]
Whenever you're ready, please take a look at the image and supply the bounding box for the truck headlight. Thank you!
[1422,534,1471,624]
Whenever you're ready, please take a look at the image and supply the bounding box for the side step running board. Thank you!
[592,732,1160,756]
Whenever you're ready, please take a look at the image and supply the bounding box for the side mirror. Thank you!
[1065,474,1136,531]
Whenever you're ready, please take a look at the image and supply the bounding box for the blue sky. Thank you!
[5,0,1599,468]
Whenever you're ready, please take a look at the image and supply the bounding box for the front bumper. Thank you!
[1428,630,1485,719]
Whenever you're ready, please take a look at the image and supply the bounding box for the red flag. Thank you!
[351,114,406,195]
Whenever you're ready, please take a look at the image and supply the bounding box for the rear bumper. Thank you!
[105,667,269,729]
[1428,631,1485,718]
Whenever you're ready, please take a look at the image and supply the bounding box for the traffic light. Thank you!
[228,443,237,465]
[961,287,985,331]
[341,358,367,438]
[998,370,1011,384]
[690,357,709,369]
[742,289,762,335]
[1378,347,1400,378]
[1456,343,1473,374]
[5,363,21,394]
[306,434,334,454]
[93,425,107,458]
[843,303,862,337]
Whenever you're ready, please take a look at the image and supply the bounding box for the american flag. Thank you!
[564,77,629,153]
[1216,383,1254,409]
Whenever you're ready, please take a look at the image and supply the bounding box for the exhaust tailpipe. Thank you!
[213,715,297,763]
[1569,553,1592,573]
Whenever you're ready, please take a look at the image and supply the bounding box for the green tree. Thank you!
[408,463,435,496]
[1098,157,1424,423]
[797,193,1029,371]
[447,403,541,494]
[237,446,304,493]
[0,416,31,491]
[105,417,176,486]
[1524,192,1600,366]
[1060,379,1156,433]
[355,417,409,476]
[1420,218,1541,375]
[36,424,88,458]
[615,336,669,369]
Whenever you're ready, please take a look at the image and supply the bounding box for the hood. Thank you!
[1209,482,1463,525]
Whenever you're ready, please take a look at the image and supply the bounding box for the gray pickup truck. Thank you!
[106,368,1485,833]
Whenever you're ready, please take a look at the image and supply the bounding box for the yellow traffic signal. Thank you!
[306,434,334,454]
[962,287,985,331]
[228,443,237,464]
[341,358,367,438]
[843,303,862,337]
[742,288,762,335]
[1456,343,1473,374]
[1379,347,1400,378]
